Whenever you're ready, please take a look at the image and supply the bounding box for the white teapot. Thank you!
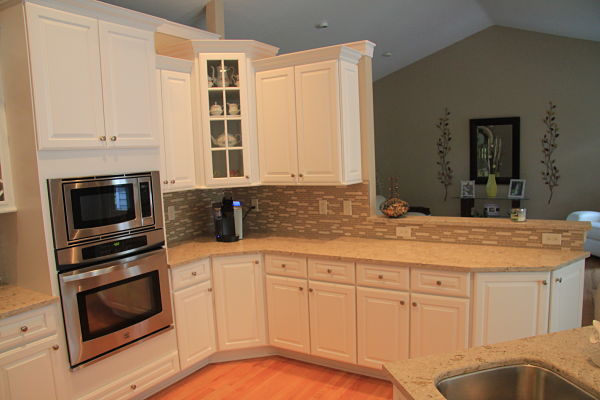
[211,133,239,147]
[209,102,223,116]
[228,103,240,115]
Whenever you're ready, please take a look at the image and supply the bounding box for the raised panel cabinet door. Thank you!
[549,260,585,333]
[160,70,196,190]
[0,337,62,400]
[99,21,159,148]
[256,67,298,184]
[26,3,106,149]
[295,60,341,184]
[357,287,409,369]
[473,271,550,346]
[212,255,266,350]
[173,281,216,370]
[265,275,310,353]
[308,280,356,363]
[410,293,469,358]
[338,60,362,184]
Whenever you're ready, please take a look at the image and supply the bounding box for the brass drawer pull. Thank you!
[378,274,384,279]
[20,326,28,333]
[436,280,442,286]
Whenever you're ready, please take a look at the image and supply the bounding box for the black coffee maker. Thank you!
[212,195,240,242]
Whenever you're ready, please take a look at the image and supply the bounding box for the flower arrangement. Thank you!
[435,108,453,201]
[379,176,410,218]
[477,126,502,175]
[541,101,560,204]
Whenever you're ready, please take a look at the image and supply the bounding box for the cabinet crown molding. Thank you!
[157,20,220,40]
[25,0,162,30]
[253,44,363,72]
[341,40,376,58]
[156,55,193,73]
[191,39,279,59]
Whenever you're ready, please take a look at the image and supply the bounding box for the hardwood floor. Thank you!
[149,356,392,400]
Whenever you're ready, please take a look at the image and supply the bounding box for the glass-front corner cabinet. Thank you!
[0,102,15,213]
[199,54,252,187]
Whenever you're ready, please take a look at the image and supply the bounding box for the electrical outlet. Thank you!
[167,206,176,221]
[343,200,352,216]
[396,226,412,239]
[251,199,259,212]
[318,200,328,215]
[542,233,562,245]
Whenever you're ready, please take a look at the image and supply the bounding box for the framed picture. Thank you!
[460,180,475,198]
[508,179,526,199]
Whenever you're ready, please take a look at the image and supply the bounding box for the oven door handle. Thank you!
[61,248,166,283]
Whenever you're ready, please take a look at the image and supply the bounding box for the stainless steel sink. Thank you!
[436,364,599,400]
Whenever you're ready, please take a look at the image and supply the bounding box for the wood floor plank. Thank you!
[149,356,392,400]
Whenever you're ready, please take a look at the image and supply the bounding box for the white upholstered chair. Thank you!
[567,211,600,257]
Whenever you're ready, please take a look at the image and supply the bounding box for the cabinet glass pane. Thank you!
[207,59,228,88]
[225,90,241,116]
[210,121,226,148]
[212,151,227,178]
[229,150,244,177]
[224,60,239,88]
[227,120,242,147]
[0,163,4,202]
[208,91,224,116]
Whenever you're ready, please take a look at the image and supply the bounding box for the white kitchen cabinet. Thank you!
[473,271,550,346]
[409,293,469,358]
[157,59,197,192]
[549,260,585,333]
[255,47,363,186]
[26,3,159,150]
[212,254,266,350]
[0,336,64,400]
[357,287,409,369]
[265,275,310,353]
[172,258,216,370]
[308,280,356,364]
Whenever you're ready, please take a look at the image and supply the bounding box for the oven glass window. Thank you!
[77,271,162,341]
[71,184,136,229]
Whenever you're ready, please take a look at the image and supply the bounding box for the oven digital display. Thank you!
[81,236,148,260]
[70,184,135,229]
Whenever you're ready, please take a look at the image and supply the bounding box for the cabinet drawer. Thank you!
[171,258,210,291]
[78,352,179,400]
[0,305,57,352]
[308,258,355,284]
[411,269,470,298]
[265,254,307,278]
[356,263,409,290]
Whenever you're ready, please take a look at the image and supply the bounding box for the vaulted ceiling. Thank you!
[101,0,600,80]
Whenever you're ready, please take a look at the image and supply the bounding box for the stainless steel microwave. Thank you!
[48,171,164,268]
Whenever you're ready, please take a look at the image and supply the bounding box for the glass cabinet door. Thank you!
[201,55,250,186]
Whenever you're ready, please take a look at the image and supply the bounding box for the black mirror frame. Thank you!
[469,117,520,185]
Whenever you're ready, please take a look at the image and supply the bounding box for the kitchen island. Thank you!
[384,325,600,400]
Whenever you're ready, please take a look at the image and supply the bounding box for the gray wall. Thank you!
[374,26,600,219]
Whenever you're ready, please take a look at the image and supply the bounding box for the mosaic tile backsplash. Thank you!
[162,182,586,251]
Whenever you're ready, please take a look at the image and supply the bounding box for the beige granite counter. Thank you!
[167,235,588,272]
[384,326,600,400]
[0,285,58,319]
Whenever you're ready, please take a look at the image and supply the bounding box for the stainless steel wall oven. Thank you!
[48,172,173,368]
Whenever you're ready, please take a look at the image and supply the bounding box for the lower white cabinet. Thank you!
[409,293,469,358]
[549,259,585,333]
[356,287,409,369]
[265,275,310,353]
[308,280,356,364]
[0,336,64,400]
[212,254,266,350]
[173,280,216,370]
[473,271,550,346]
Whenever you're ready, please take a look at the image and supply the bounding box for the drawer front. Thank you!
[308,258,355,284]
[0,305,57,352]
[171,258,210,291]
[356,263,409,290]
[411,269,470,297]
[265,254,307,278]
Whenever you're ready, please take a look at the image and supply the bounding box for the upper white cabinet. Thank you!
[255,46,364,185]
[156,57,197,192]
[26,3,159,150]
[212,254,267,350]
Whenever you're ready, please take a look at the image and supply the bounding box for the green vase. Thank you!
[486,173,497,197]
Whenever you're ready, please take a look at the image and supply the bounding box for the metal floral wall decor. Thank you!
[435,108,453,201]
[541,101,560,204]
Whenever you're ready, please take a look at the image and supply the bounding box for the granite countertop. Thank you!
[384,326,600,400]
[0,285,58,319]
[166,235,588,272]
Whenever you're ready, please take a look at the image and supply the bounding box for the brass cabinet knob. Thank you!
[130,384,137,390]
[253,260,259,265]
[299,287,303,291]
[436,280,442,286]
[542,280,548,286]
[281,264,286,268]
[245,176,249,179]
[110,136,117,141]
[298,173,304,178]
[99,136,107,141]
[20,326,28,333]
[191,271,197,276]
[208,287,213,292]
[378,274,384,279]
[400,300,405,305]
[170,179,175,184]
[163,180,168,184]
[291,173,295,178]
[309,288,314,293]
[412,302,417,307]
[555,277,563,283]
[327,269,332,274]
[52,344,59,350]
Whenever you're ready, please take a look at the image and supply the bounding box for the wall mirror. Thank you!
[469,117,520,184]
